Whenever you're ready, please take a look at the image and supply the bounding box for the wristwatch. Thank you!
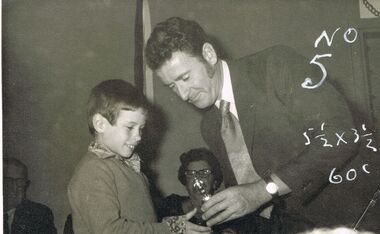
[263,173,279,198]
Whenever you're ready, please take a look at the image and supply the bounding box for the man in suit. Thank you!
[3,157,57,234]
[145,17,357,232]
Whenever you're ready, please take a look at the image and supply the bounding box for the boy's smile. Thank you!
[98,108,146,158]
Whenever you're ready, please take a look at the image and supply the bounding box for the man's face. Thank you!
[156,51,221,109]
[185,160,216,208]
[100,108,146,158]
[4,164,28,211]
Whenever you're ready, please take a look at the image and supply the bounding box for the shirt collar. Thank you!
[88,141,141,173]
[7,208,16,233]
[88,141,115,159]
[7,208,16,216]
[214,60,239,119]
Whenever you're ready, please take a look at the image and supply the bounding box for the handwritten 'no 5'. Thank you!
[302,27,358,89]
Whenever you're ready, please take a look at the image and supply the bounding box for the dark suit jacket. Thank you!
[201,45,358,221]
[6,200,57,234]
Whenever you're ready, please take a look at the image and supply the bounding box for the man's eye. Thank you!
[169,83,175,89]
[182,75,189,81]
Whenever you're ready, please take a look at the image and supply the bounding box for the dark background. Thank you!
[3,0,380,232]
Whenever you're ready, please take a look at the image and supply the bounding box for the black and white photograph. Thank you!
[2,0,380,233]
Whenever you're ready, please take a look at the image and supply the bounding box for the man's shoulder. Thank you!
[71,151,113,175]
[17,199,54,215]
[232,45,302,66]
[229,45,308,87]
[15,200,55,224]
[14,200,57,233]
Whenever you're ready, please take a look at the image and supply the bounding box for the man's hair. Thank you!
[178,148,223,189]
[87,79,149,136]
[145,17,210,71]
[3,157,28,179]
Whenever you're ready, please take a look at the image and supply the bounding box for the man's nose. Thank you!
[176,83,189,101]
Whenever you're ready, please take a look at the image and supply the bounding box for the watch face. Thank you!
[266,182,279,194]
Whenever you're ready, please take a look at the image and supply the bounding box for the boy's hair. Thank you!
[87,79,149,136]
[145,17,210,71]
[178,148,223,189]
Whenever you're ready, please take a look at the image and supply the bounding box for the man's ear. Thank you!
[202,43,217,66]
[92,113,108,133]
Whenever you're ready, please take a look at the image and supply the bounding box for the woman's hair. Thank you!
[178,148,223,189]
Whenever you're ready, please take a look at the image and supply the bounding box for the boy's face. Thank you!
[101,108,146,158]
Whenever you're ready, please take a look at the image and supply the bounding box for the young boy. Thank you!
[68,79,211,234]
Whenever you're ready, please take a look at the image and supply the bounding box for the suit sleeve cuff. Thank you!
[270,173,291,196]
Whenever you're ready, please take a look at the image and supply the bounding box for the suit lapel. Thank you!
[228,57,265,154]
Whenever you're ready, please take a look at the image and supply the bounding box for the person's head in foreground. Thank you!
[146,17,223,109]
[87,79,149,158]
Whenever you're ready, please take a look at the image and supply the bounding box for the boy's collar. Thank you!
[88,141,141,173]
[88,141,115,159]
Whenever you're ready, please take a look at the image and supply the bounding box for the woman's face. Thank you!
[184,160,216,207]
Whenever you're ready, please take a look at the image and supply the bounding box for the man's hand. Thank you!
[185,208,212,234]
[201,180,271,226]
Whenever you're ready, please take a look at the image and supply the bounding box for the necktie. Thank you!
[4,213,9,234]
[220,100,261,184]
[220,100,273,218]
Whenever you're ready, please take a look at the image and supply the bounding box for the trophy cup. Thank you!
[191,177,211,226]
[192,177,211,202]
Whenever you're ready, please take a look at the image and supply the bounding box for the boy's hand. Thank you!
[185,208,212,234]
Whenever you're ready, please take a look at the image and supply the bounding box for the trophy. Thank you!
[192,177,211,202]
[190,176,212,226]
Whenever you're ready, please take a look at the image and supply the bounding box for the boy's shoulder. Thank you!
[69,151,115,187]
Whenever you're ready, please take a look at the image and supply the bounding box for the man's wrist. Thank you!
[254,179,273,203]
[262,174,280,198]
[266,173,292,196]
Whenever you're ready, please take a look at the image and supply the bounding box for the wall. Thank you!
[3,0,137,231]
